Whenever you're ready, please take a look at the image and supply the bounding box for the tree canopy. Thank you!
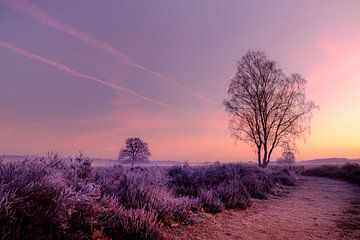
[224,51,316,167]
[118,137,151,167]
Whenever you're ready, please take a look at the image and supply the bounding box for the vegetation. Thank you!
[119,137,151,167]
[224,51,316,167]
[167,163,296,208]
[275,151,296,165]
[302,163,360,186]
[0,154,296,240]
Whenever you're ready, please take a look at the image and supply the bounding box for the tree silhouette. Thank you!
[224,51,316,167]
[276,151,296,165]
[118,137,151,167]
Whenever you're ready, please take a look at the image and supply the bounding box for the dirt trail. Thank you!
[167,177,360,240]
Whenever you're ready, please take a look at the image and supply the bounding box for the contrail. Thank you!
[0,40,173,109]
[1,0,218,105]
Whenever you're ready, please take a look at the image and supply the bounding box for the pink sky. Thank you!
[0,0,359,161]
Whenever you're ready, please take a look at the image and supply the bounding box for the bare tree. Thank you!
[276,151,296,165]
[118,137,151,167]
[224,51,316,168]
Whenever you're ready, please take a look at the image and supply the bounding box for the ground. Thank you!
[166,176,360,240]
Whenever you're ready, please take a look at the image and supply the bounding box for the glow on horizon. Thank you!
[0,0,359,161]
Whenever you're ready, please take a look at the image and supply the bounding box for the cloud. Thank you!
[0,40,173,109]
[1,0,217,105]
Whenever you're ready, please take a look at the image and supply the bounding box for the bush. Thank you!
[0,157,167,240]
[121,209,162,240]
[198,190,224,213]
[67,194,102,239]
[92,165,126,196]
[215,180,251,209]
[0,162,73,240]
[99,201,162,240]
[0,156,298,239]
[340,163,360,185]
[238,169,272,199]
[270,168,296,186]
[302,165,340,178]
[167,164,200,197]
[116,174,193,224]
[0,190,14,238]
[302,163,360,186]
[167,163,296,212]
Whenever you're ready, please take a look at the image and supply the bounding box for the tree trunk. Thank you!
[262,144,268,168]
[267,152,273,167]
[257,146,262,167]
[262,160,269,168]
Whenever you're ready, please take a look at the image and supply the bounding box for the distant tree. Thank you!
[118,137,151,167]
[276,151,296,165]
[224,51,316,168]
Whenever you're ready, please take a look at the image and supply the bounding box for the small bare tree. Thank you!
[118,137,151,167]
[224,51,316,168]
[276,151,296,165]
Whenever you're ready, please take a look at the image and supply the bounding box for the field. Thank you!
[1,155,359,239]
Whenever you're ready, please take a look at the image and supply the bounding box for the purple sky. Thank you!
[1,0,360,161]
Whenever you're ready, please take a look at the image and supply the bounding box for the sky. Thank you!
[0,0,359,162]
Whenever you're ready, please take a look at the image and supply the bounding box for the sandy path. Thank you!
[167,177,360,240]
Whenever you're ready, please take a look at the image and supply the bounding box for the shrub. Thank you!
[198,190,224,213]
[169,197,196,224]
[92,165,126,196]
[65,153,93,185]
[215,179,251,209]
[0,156,299,239]
[0,190,16,239]
[99,203,162,240]
[340,163,360,185]
[270,168,296,186]
[302,163,360,186]
[302,165,341,178]
[167,164,200,197]
[167,163,296,211]
[122,209,162,240]
[67,193,102,239]
[239,169,272,199]
[0,166,73,240]
[199,164,234,187]
[116,174,193,224]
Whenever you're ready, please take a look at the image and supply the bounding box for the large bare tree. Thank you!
[224,51,316,168]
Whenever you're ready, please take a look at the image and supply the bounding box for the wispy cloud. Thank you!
[1,0,217,105]
[0,40,173,109]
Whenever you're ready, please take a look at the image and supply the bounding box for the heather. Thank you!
[302,163,360,186]
[167,163,295,204]
[0,155,296,240]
